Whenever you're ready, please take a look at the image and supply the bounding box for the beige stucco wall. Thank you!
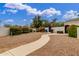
[77,27,79,39]
[51,27,65,33]
[0,27,9,37]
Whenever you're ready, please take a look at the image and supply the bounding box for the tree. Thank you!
[32,15,42,28]
[42,20,49,27]
[50,18,57,27]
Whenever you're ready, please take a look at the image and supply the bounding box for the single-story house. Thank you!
[46,18,79,33]
[51,27,65,33]
[44,26,65,33]
[64,18,79,33]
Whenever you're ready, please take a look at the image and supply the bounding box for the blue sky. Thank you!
[0,3,79,26]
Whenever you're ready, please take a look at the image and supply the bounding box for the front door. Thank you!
[65,25,69,33]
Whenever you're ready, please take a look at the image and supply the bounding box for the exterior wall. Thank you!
[51,27,65,33]
[32,28,37,32]
[77,27,79,39]
[0,27,9,37]
[45,27,49,32]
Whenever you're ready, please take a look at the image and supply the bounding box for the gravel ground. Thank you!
[0,32,43,53]
[28,34,79,56]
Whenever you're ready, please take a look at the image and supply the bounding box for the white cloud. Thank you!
[0,9,18,15]
[4,3,40,15]
[23,19,27,21]
[4,3,26,10]
[4,3,61,17]
[41,8,61,16]
[62,10,79,20]
[4,19,14,23]
[6,9,18,14]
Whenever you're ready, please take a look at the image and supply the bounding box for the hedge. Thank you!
[10,27,22,35]
[10,26,32,36]
[68,25,77,38]
[22,27,32,33]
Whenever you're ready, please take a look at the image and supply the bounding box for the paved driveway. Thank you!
[28,34,79,56]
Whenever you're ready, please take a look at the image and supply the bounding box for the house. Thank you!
[48,18,79,33]
[64,18,79,33]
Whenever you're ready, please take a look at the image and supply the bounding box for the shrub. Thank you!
[22,27,32,33]
[68,25,77,38]
[10,26,32,36]
[10,27,22,35]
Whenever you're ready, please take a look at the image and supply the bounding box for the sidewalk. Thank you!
[0,34,50,56]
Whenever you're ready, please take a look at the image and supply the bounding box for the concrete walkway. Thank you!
[0,34,50,56]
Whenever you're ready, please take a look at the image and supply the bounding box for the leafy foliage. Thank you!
[10,27,22,35]
[10,26,32,36]
[22,27,32,33]
[42,20,49,27]
[32,15,42,28]
[68,25,77,38]
[50,22,64,27]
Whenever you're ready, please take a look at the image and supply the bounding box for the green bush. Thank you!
[68,25,77,38]
[10,26,32,36]
[10,27,22,35]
